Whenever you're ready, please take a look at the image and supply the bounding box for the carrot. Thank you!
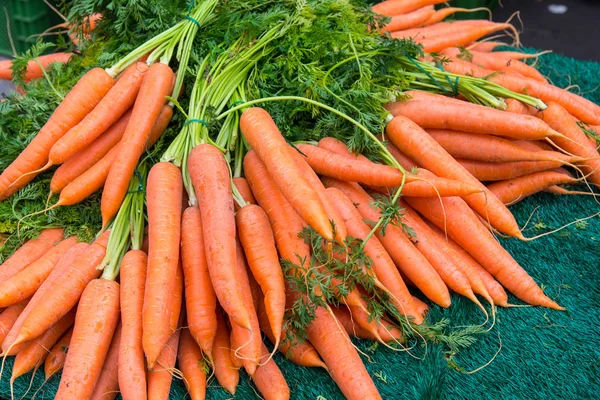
[101,62,174,227]
[236,204,285,349]
[188,144,250,330]
[333,306,378,340]
[0,300,29,346]
[458,159,565,181]
[50,109,132,195]
[180,207,216,361]
[229,329,243,369]
[11,231,110,349]
[0,228,64,282]
[146,318,181,400]
[168,261,183,333]
[421,7,490,26]
[55,105,172,207]
[513,140,554,152]
[233,177,256,211]
[0,68,114,200]
[420,22,517,53]
[406,196,563,309]
[54,279,120,400]
[323,178,449,309]
[0,53,73,82]
[505,99,536,115]
[0,236,79,308]
[386,115,525,238]
[44,328,72,380]
[11,309,75,384]
[372,0,446,16]
[488,170,580,205]
[468,41,504,52]
[403,90,467,105]
[391,20,486,40]
[118,250,147,400]
[411,297,429,320]
[143,162,182,368]
[90,323,121,400]
[385,100,560,140]
[49,63,148,166]
[539,102,600,186]
[178,328,207,400]
[425,129,573,163]
[252,343,290,400]
[212,311,239,395]
[307,307,382,400]
[240,107,333,241]
[379,6,435,33]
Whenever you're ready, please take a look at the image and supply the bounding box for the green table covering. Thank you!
[2,48,599,399]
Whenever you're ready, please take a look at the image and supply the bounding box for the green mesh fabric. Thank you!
[2,48,599,399]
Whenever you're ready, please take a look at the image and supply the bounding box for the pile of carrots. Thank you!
[0,1,599,399]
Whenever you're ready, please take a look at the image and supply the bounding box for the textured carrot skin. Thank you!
[307,307,382,400]
[188,144,250,330]
[118,250,147,400]
[50,62,148,164]
[90,323,122,400]
[147,325,181,400]
[143,162,182,368]
[55,279,120,400]
[50,109,132,194]
[240,107,333,241]
[252,343,290,400]
[0,228,64,283]
[44,328,72,379]
[178,329,207,400]
[0,68,114,200]
[181,206,217,360]
[212,312,239,395]
[488,170,579,205]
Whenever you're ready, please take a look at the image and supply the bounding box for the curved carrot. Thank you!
[143,162,182,368]
[0,236,79,308]
[0,68,114,200]
[212,311,239,395]
[44,328,72,379]
[90,323,121,400]
[458,159,564,181]
[0,228,64,282]
[178,328,207,400]
[55,279,120,400]
[240,107,333,241]
[0,300,29,346]
[488,170,579,205]
[372,0,445,16]
[101,62,174,227]
[181,206,217,360]
[50,109,131,195]
[0,53,73,81]
[147,323,181,400]
[379,6,435,33]
[252,343,290,400]
[118,250,147,400]
[50,63,148,165]
[188,144,250,330]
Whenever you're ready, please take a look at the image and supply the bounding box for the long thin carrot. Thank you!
[379,6,435,33]
[0,236,78,308]
[101,62,174,227]
[44,328,72,380]
[49,63,148,165]
[240,107,333,241]
[386,115,525,239]
[468,41,504,52]
[406,196,563,309]
[50,109,132,195]
[90,323,121,400]
[0,68,114,200]
[488,170,580,205]
[458,158,565,181]
[54,279,120,400]
[307,307,382,400]
[188,144,250,330]
[372,0,446,16]
[422,7,490,26]
[420,22,518,53]
[0,300,29,346]
[212,311,239,395]
[143,162,182,368]
[233,177,256,211]
[181,206,217,360]
[168,261,183,334]
[252,343,290,400]
[118,250,147,400]
[0,228,64,283]
[178,328,207,400]
[0,53,73,81]
[333,306,378,340]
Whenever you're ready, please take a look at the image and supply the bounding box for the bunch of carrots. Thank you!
[0,0,599,399]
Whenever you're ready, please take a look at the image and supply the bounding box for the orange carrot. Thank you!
[118,250,147,400]
[468,41,504,52]
[379,6,435,33]
[0,53,73,81]
[181,206,217,360]
[188,144,250,330]
[488,170,579,205]
[146,319,181,400]
[0,68,114,200]
[406,196,563,309]
[0,236,78,308]
[50,109,131,195]
[0,300,29,346]
[458,158,565,181]
[44,328,72,380]
[0,228,64,282]
[386,115,524,238]
[101,62,174,227]
[168,261,183,333]
[372,0,446,16]
[252,343,290,400]
[411,297,429,320]
[90,323,121,400]
[49,63,148,165]
[212,311,239,395]
[505,99,536,115]
[233,177,256,211]
[143,162,182,368]
[333,306,378,340]
[307,307,382,400]
[178,328,207,400]
[54,279,120,400]
[236,204,285,349]
[420,22,517,53]
[422,7,489,26]
[240,108,333,241]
